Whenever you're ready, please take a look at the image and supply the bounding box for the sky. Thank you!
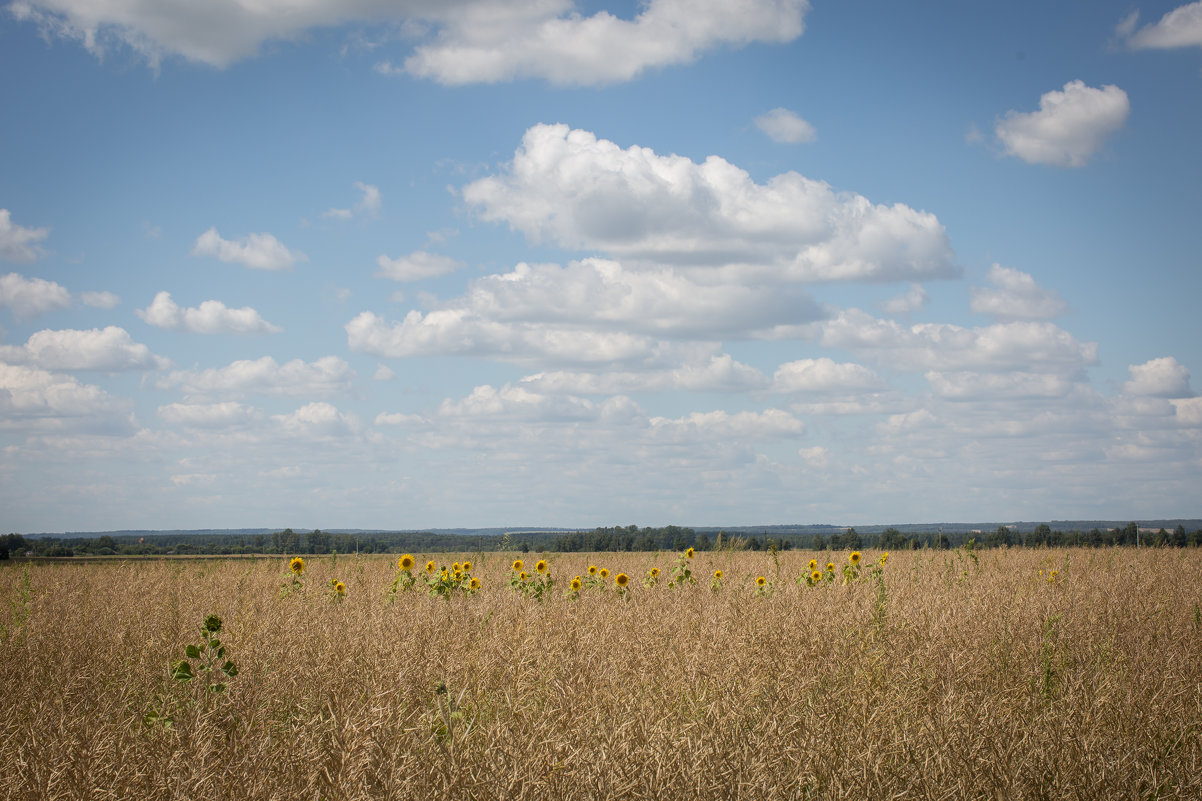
[1,0,1200,532]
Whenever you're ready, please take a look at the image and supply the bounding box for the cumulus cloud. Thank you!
[80,290,120,309]
[155,355,355,398]
[463,124,957,283]
[1123,357,1193,398]
[191,227,306,271]
[157,401,261,428]
[0,362,134,433]
[0,326,170,371]
[403,0,809,85]
[1120,3,1202,50]
[770,357,884,394]
[520,353,769,395]
[926,370,1082,401]
[880,283,928,316]
[0,272,71,317]
[325,181,382,219]
[375,250,464,282]
[273,402,360,439]
[0,209,50,262]
[969,264,1067,320]
[373,363,396,381]
[820,309,1099,374]
[995,80,1130,168]
[9,0,808,84]
[754,108,816,143]
[649,408,804,440]
[136,291,282,334]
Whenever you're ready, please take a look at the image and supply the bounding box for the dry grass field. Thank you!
[2,547,1200,800]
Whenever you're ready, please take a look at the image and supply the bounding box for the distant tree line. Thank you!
[3,522,1200,559]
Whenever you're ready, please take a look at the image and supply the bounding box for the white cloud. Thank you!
[797,445,829,468]
[878,408,938,433]
[649,408,804,440]
[0,272,71,317]
[1122,3,1202,50]
[926,370,1082,401]
[80,290,120,309]
[375,250,463,282]
[463,124,957,283]
[155,355,355,398]
[0,362,135,434]
[273,402,360,439]
[10,0,808,84]
[136,291,282,334]
[880,283,928,316]
[404,0,809,86]
[771,357,884,393]
[157,401,261,428]
[375,411,424,426]
[820,309,1098,374]
[373,363,396,381]
[326,181,382,219]
[0,326,170,371]
[191,226,306,271]
[1123,356,1193,398]
[994,80,1130,168]
[754,108,816,143]
[969,264,1067,320]
[438,383,603,421]
[0,210,50,262]
[520,353,768,395]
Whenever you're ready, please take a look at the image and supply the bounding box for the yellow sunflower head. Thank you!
[535,560,548,574]
[289,557,305,575]
[685,548,695,559]
[461,561,472,573]
[469,577,481,590]
[826,562,835,573]
[571,576,582,591]
[811,570,822,582]
[588,565,598,576]
[615,573,629,587]
[599,568,610,579]
[399,554,415,571]
[512,559,524,572]
[519,571,529,581]
[808,559,818,571]
[452,562,461,572]
[334,581,346,595]
[879,552,888,565]
[713,569,723,580]
[453,570,463,581]
[756,576,767,587]
[425,560,436,573]
[649,567,660,578]
[849,551,862,565]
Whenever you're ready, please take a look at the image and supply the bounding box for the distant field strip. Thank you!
[2,548,1200,800]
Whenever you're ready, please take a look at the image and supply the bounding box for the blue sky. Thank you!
[1,0,1200,531]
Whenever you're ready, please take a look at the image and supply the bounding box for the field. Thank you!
[2,548,1200,800]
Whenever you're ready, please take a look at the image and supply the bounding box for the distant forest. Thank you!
[3,521,1201,559]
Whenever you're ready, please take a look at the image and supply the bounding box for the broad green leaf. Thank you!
[185,644,201,659]
[222,660,238,677]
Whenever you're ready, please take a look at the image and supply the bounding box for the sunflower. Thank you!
[425,560,436,574]
[685,548,695,559]
[469,577,481,591]
[588,565,598,576]
[808,559,818,571]
[879,552,889,565]
[599,568,610,579]
[756,576,767,587]
[512,559,524,572]
[571,576,582,592]
[461,561,472,573]
[811,570,822,582]
[713,569,723,580]
[849,551,862,565]
[615,573,629,587]
[519,571,529,581]
[826,562,835,573]
[289,557,305,575]
[535,560,548,574]
[453,570,463,581]
[452,562,461,572]
[334,581,346,595]
[398,554,415,571]
[649,567,660,578]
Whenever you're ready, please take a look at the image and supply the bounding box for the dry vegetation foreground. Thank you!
[2,548,1200,800]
